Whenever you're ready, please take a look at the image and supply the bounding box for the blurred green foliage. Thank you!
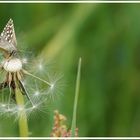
[0,3,140,137]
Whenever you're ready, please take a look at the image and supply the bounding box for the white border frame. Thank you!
[0,1,139,139]
[1,138,140,139]
[0,1,139,3]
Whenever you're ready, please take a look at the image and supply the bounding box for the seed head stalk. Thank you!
[14,73,29,137]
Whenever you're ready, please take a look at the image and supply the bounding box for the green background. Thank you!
[0,3,140,137]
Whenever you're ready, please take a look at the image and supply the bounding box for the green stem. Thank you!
[71,58,82,136]
[15,76,29,137]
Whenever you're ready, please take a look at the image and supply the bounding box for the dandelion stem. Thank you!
[71,57,82,136]
[14,74,29,137]
[22,69,52,86]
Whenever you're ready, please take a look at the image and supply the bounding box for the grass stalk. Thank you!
[71,57,82,136]
[14,75,29,137]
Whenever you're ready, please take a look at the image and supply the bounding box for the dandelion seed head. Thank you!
[3,58,22,72]
[0,53,62,118]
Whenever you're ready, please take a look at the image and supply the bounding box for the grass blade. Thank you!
[71,57,82,137]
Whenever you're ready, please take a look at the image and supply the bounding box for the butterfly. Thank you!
[0,19,17,58]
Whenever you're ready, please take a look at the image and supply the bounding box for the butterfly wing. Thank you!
[0,19,17,54]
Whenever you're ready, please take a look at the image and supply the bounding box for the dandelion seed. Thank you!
[7,108,12,112]
[17,106,24,111]
[50,83,54,90]
[32,105,37,109]
[34,91,40,96]
[38,63,43,71]
[22,57,28,64]
[1,104,6,107]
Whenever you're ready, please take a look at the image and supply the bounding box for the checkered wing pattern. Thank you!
[0,19,17,54]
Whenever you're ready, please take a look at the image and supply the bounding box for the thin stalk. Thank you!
[71,58,82,136]
[14,74,29,137]
[22,69,52,86]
